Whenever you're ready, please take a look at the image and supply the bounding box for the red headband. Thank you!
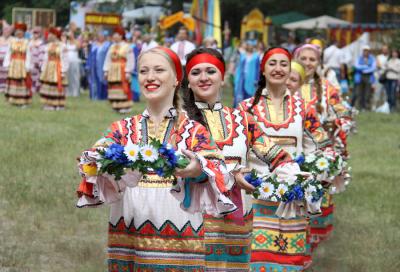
[261,48,292,72]
[157,46,183,83]
[186,53,225,80]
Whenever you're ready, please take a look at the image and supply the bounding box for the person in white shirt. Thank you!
[384,49,400,112]
[141,33,158,52]
[323,41,343,79]
[373,44,390,110]
[170,27,196,66]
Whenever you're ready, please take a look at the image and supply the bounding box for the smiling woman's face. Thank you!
[263,53,290,86]
[138,52,177,104]
[187,62,223,103]
[297,48,319,78]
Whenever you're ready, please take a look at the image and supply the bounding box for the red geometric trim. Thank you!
[215,107,240,150]
[109,217,204,237]
[128,115,141,144]
[253,95,299,131]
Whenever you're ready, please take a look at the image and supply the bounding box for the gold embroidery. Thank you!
[268,136,297,147]
[138,174,176,188]
[108,234,205,254]
[203,110,225,141]
[146,117,170,141]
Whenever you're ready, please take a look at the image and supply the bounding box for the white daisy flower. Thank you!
[276,184,288,198]
[316,157,329,171]
[270,195,278,202]
[305,192,314,203]
[260,182,275,198]
[124,143,140,162]
[140,145,159,162]
[305,153,316,163]
[305,185,317,193]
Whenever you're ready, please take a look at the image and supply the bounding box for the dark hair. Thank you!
[313,72,323,114]
[182,47,225,127]
[248,47,290,113]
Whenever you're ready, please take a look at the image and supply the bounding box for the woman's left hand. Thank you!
[174,149,203,178]
[233,168,256,193]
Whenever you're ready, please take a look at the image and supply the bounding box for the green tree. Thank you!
[1,0,89,26]
[221,0,354,37]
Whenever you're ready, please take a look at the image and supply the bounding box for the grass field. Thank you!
[0,94,399,272]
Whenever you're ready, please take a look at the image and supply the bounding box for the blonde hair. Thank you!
[137,48,182,111]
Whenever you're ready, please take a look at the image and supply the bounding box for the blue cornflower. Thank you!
[105,143,129,164]
[155,168,165,177]
[293,185,304,200]
[294,154,305,165]
[285,191,296,202]
[245,174,262,187]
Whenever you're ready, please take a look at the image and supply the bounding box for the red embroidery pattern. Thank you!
[214,107,240,150]
[252,95,299,131]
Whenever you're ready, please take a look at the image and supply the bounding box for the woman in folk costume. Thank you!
[3,23,32,107]
[183,47,305,271]
[39,27,69,110]
[238,47,331,272]
[65,30,81,97]
[233,40,260,107]
[86,30,111,100]
[287,61,306,95]
[28,27,45,93]
[76,47,236,271]
[0,24,13,93]
[103,26,134,113]
[294,44,354,249]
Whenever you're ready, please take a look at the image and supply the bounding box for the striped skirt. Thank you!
[108,217,206,272]
[0,57,7,93]
[309,192,334,250]
[39,81,66,107]
[5,78,31,105]
[108,82,133,112]
[204,212,253,271]
[251,200,309,272]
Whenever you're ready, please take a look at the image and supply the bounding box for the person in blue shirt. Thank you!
[86,30,111,100]
[351,45,376,110]
[233,40,260,107]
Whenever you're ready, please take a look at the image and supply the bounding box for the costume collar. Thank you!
[261,88,291,99]
[195,101,223,111]
[142,107,177,119]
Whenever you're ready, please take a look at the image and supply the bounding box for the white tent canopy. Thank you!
[122,6,163,27]
[283,15,350,30]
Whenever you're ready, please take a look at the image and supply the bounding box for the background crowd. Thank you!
[0,19,399,113]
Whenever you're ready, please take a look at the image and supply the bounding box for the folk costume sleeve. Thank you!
[76,121,142,208]
[303,105,332,152]
[60,43,69,74]
[124,45,135,74]
[171,120,236,217]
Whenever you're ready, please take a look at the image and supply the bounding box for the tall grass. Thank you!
[0,94,398,272]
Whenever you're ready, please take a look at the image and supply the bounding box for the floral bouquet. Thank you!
[294,148,349,194]
[96,137,190,181]
[245,168,325,218]
[295,149,344,182]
